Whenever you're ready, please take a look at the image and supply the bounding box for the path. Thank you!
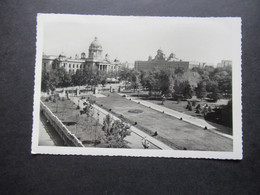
[39,113,64,146]
[70,96,173,150]
[118,93,233,140]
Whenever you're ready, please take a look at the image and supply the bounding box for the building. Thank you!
[217,60,232,68]
[135,49,190,72]
[42,37,122,74]
[42,55,57,72]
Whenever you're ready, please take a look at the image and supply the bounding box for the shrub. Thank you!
[102,114,131,148]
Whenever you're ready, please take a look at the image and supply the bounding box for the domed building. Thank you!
[42,37,122,74]
[88,37,103,60]
[85,37,121,71]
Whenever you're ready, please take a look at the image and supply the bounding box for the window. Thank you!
[73,64,75,68]
[64,63,65,67]
[77,64,78,68]
[44,63,46,68]
[69,64,71,68]
[80,65,82,68]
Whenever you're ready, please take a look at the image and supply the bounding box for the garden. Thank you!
[41,95,131,148]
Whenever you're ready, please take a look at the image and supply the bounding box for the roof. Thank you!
[89,37,102,49]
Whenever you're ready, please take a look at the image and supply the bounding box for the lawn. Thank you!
[41,97,106,147]
[85,93,232,151]
[121,91,232,135]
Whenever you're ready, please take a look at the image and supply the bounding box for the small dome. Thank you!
[89,37,102,49]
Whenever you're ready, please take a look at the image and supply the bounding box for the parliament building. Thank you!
[42,37,122,74]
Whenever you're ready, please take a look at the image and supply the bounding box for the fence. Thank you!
[40,101,84,147]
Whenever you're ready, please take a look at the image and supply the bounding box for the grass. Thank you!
[122,91,232,135]
[41,97,106,147]
[84,93,233,151]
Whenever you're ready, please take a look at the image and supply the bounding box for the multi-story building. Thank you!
[217,60,232,68]
[135,49,190,72]
[42,37,122,74]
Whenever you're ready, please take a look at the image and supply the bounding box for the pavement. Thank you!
[70,96,173,150]
[38,113,57,146]
[118,93,233,140]
[39,118,55,146]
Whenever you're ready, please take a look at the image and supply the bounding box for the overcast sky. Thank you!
[40,14,241,65]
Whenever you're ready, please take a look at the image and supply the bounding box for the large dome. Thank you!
[89,37,102,50]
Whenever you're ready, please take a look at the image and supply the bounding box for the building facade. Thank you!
[135,49,190,72]
[217,60,232,68]
[42,37,122,74]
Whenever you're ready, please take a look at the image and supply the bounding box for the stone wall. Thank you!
[40,101,84,147]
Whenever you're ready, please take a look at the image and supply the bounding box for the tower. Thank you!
[88,37,103,60]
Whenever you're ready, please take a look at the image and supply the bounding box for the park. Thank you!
[39,64,233,151]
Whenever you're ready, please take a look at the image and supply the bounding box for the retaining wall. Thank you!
[40,101,84,147]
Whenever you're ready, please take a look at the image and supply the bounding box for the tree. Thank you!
[174,67,185,76]
[183,81,193,99]
[211,67,232,95]
[61,71,72,87]
[41,68,64,92]
[72,69,85,86]
[139,70,146,90]
[173,80,192,99]
[44,67,72,88]
[102,115,131,148]
[131,72,140,92]
[195,104,202,113]
[118,67,133,82]
[41,70,51,92]
[144,72,155,96]
[158,70,172,95]
[211,87,221,102]
[205,80,218,92]
[195,81,207,99]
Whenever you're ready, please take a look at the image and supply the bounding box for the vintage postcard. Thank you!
[32,14,242,159]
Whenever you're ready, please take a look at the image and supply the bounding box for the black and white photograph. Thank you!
[32,14,242,159]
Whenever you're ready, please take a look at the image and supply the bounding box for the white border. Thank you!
[32,14,242,160]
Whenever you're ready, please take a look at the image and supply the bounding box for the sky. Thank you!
[40,14,241,66]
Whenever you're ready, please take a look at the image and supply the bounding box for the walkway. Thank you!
[118,93,233,140]
[70,96,173,150]
[39,118,55,146]
[38,113,66,146]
